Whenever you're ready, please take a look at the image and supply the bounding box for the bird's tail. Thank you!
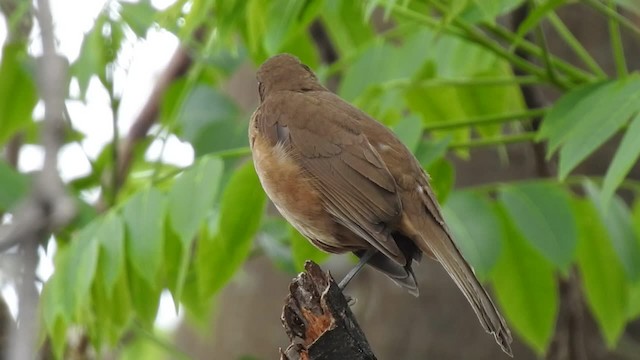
[357,249,420,296]
[405,184,513,356]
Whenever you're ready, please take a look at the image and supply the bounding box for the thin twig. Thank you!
[424,108,548,131]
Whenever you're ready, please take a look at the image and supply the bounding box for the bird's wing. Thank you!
[259,91,405,264]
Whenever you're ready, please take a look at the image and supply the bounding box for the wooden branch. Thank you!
[280,261,377,360]
[2,0,76,358]
[115,46,193,191]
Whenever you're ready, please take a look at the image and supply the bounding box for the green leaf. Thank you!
[357,86,406,126]
[72,21,103,97]
[415,135,453,168]
[407,84,468,133]
[499,183,577,271]
[127,266,161,327]
[290,225,329,272]
[245,0,269,61]
[197,161,267,298]
[512,0,566,50]
[163,224,186,308]
[97,212,125,296]
[107,276,133,344]
[60,221,101,318]
[339,30,432,102]
[537,82,608,144]
[441,191,503,279]
[257,217,295,273]
[633,199,640,245]
[50,317,67,359]
[72,15,124,97]
[180,262,220,326]
[601,113,640,205]
[442,0,470,28]
[264,0,322,55]
[404,29,524,150]
[168,156,224,245]
[538,77,640,179]
[453,64,525,139]
[122,187,166,286]
[392,114,423,153]
[41,257,69,358]
[629,281,640,321]
[119,334,167,360]
[90,273,132,349]
[491,206,558,354]
[168,84,245,157]
[426,158,454,204]
[584,181,640,282]
[174,84,239,139]
[459,0,525,24]
[616,0,640,14]
[279,32,320,70]
[0,159,29,211]
[574,198,629,347]
[0,42,37,143]
[322,0,374,54]
[119,0,156,37]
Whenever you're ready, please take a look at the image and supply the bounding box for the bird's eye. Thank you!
[301,64,311,72]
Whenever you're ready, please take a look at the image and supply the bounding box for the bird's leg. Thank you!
[338,249,376,290]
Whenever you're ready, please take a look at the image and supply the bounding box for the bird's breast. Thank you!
[251,133,342,252]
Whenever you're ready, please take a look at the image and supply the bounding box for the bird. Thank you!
[248,53,513,356]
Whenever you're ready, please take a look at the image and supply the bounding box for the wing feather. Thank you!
[267,91,405,263]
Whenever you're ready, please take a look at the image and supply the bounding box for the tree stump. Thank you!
[280,261,377,360]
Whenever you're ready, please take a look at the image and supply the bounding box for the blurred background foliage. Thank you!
[1,0,640,358]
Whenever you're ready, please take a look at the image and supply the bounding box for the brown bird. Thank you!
[249,53,513,356]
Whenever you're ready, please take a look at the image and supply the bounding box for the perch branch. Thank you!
[280,261,377,360]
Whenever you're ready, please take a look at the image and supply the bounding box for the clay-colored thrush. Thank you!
[249,54,513,356]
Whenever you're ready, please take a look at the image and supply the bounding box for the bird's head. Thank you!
[256,54,325,101]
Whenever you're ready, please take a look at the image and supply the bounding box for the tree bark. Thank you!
[280,261,377,360]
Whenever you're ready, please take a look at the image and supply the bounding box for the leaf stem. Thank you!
[534,15,562,88]
[448,132,537,149]
[387,4,551,84]
[547,12,607,78]
[425,108,547,131]
[583,0,640,38]
[425,0,596,88]
[607,0,629,77]
[378,75,542,90]
[481,23,595,85]
[465,175,640,194]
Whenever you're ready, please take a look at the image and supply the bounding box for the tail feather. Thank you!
[358,250,419,296]
[432,233,512,355]
[407,183,514,356]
